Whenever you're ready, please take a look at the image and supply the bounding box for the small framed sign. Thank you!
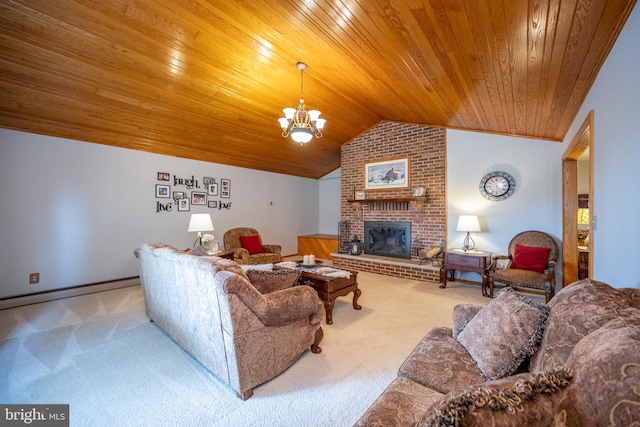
[354,191,366,200]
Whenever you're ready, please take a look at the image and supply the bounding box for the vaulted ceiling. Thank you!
[0,1,635,178]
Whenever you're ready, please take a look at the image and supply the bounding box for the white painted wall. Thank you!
[318,168,341,235]
[0,129,319,299]
[560,5,640,287]
[446,131,563,267]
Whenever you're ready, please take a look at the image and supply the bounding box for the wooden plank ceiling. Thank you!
[0,0,635,179]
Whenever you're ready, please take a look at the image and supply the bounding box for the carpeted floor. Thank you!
[0,270,490,427]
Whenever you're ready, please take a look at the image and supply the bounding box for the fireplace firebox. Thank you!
[364,221,411,259]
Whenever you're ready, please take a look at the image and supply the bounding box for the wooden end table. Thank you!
[296,269,361,325]
[440,250,492,297]
[210,249,235,260]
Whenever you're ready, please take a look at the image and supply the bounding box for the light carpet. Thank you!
[0,271,490,427]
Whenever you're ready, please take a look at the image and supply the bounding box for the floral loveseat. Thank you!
[135,243,323,399]
[355,279,640,426]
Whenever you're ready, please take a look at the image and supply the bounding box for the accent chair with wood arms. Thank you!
[488,230,559,303]
[223,227,282,264]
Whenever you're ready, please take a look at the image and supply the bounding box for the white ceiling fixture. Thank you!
[278,62,326,144]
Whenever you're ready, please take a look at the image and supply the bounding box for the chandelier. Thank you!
[278,62,325,144]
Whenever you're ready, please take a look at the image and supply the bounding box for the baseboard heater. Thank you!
[0,277,140,310]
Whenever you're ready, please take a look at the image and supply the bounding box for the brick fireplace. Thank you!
[332,121,446,282]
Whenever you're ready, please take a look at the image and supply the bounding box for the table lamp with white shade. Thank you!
[456,215,481,251]
[188,213,214,249]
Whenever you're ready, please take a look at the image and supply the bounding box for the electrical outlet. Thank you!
[29,273,40,284]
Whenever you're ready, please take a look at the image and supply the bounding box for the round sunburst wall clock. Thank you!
[479,171,516,201]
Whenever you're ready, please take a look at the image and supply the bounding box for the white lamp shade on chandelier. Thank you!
[278,62,325,144]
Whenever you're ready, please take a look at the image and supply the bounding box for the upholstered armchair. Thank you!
[223,227,282,264]
[488,231,559,303]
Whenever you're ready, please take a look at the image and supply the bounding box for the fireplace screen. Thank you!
[364,221,411,259]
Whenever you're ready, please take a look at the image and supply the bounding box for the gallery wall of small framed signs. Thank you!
[155,172,232,213]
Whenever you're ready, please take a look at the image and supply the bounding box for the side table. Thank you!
[440,250,492,297]
[210,249,235,260]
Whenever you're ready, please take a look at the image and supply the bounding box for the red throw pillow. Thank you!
[510,244,551,273]
[240,235,263,255]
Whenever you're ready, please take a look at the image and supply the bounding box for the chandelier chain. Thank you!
[278,62,325,144]
[300,67,304,101]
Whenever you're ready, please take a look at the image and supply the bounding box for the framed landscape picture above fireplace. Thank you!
[365,157,410,190]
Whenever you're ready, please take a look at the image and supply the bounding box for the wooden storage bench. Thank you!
[297,234,339,259]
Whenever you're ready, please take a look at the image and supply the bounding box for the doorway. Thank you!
[562,111,594,286]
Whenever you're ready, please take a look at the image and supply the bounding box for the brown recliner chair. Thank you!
[223,227,282,264]
[488,230,559,303]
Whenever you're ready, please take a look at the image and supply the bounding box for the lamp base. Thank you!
[462,232,476,252]
[193,232,202,249]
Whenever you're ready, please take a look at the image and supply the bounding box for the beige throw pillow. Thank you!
[456,287,549,380]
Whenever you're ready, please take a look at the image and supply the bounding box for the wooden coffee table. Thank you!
[296,269,361,325]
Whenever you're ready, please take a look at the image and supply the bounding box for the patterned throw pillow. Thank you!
[418,368,573,427]
[554,314,640,425]
[456,288,549,380]
[452,304,484,339]
[246,269,300,294]
[530,279,625,373]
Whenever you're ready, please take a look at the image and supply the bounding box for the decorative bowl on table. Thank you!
[295,260,324,268]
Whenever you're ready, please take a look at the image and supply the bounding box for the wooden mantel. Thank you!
[347,197,427,203]
[347,197,427,211]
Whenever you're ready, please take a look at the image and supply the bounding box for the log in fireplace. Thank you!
[364,221,411,259]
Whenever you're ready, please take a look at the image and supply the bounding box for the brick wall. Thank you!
[335,121,446,281]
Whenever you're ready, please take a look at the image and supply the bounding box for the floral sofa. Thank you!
[355,279,640,426]
[134,243,323,400]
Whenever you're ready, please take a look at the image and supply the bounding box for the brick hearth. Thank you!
[331,253,441,283]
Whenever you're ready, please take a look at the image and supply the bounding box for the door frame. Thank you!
[562,111,594,286]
